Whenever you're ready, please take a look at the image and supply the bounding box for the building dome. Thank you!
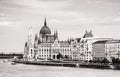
[40,26,51,34]
[40,18,51,34]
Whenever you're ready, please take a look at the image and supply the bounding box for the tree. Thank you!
[112,57,120,64]
[89,60,93,63]
[101,58,109,63]
[93,58,101,63]
[64,55,70,60]
[115,58,120,64]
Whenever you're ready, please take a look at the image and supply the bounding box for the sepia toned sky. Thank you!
[0,0,120,53]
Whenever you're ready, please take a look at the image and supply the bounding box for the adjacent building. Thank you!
[92,40,107,61]
[92,40,120,61]
[106,40,120,60]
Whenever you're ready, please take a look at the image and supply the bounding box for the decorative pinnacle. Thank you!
[44,18,47,26]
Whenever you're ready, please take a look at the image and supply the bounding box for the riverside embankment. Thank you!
[12,59,114,69]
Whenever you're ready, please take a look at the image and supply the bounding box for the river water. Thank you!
[0,59,120,77]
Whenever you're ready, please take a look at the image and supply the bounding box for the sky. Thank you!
[0,0,120,53]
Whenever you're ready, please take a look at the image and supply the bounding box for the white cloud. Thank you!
[0,13,7,20]
[113,17,120,22]
[0,13,6,17]
[10,0,71,10]
[0,21,12,26]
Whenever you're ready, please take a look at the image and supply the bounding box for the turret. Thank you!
[85,30,87,33]
[27,26,33,45]
[34,33,38,47]
[83,30,93,38]
[54,30,58,40]
[56,30,58,39]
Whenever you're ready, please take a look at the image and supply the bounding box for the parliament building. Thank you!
[24,18,120,62]
[24,19,72,61]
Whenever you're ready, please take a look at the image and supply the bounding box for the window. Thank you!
[39,49,41,51]
[31,49,33,54]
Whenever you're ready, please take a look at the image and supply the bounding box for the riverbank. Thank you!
[79,63,111,69]
[0,53,23,59]
[12,59,116,69]
[12,59,77,67]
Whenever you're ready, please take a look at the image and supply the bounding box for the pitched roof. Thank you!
[93,40,108,44]
[106,40,120,44]
[83,30,93,38]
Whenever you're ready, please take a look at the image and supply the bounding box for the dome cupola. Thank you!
[40,18,51,35]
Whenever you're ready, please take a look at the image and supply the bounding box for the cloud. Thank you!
[0,21,13,26]
[0,13,7,20]
[0,13,14,26]
[0,0,120,53]
[113,17,120,22]
[5,0,71,10]
[0,13,6,17]
[0,0,120,26]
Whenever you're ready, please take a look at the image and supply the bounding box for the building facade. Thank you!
[24,19,120,62]
[24,19,72,61]
[92,41,107,61]
[105,40,120,60]
[24,27,35,61]
[78,31,113,61]
[92,40,120,61]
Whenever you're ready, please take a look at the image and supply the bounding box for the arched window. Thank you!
[53,55,55,59]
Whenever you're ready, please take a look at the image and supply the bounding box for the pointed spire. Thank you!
[54,29,58,40]
[54,30,56,35]
[28,26,33,44]
[54,30,56,40]
[85,30,87,33]
[44,18,47,26]
[90,30,92,33]
[28,26,32,37]
[35,33,38,41]
[90,29,93,37]
[56,30,58,39]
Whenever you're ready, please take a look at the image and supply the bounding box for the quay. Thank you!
[79,63,111,69]
[12,59,77,67]
[12,59,114,69]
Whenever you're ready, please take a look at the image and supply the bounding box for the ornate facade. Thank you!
[24,20,120,62]
[24,19,72,61]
